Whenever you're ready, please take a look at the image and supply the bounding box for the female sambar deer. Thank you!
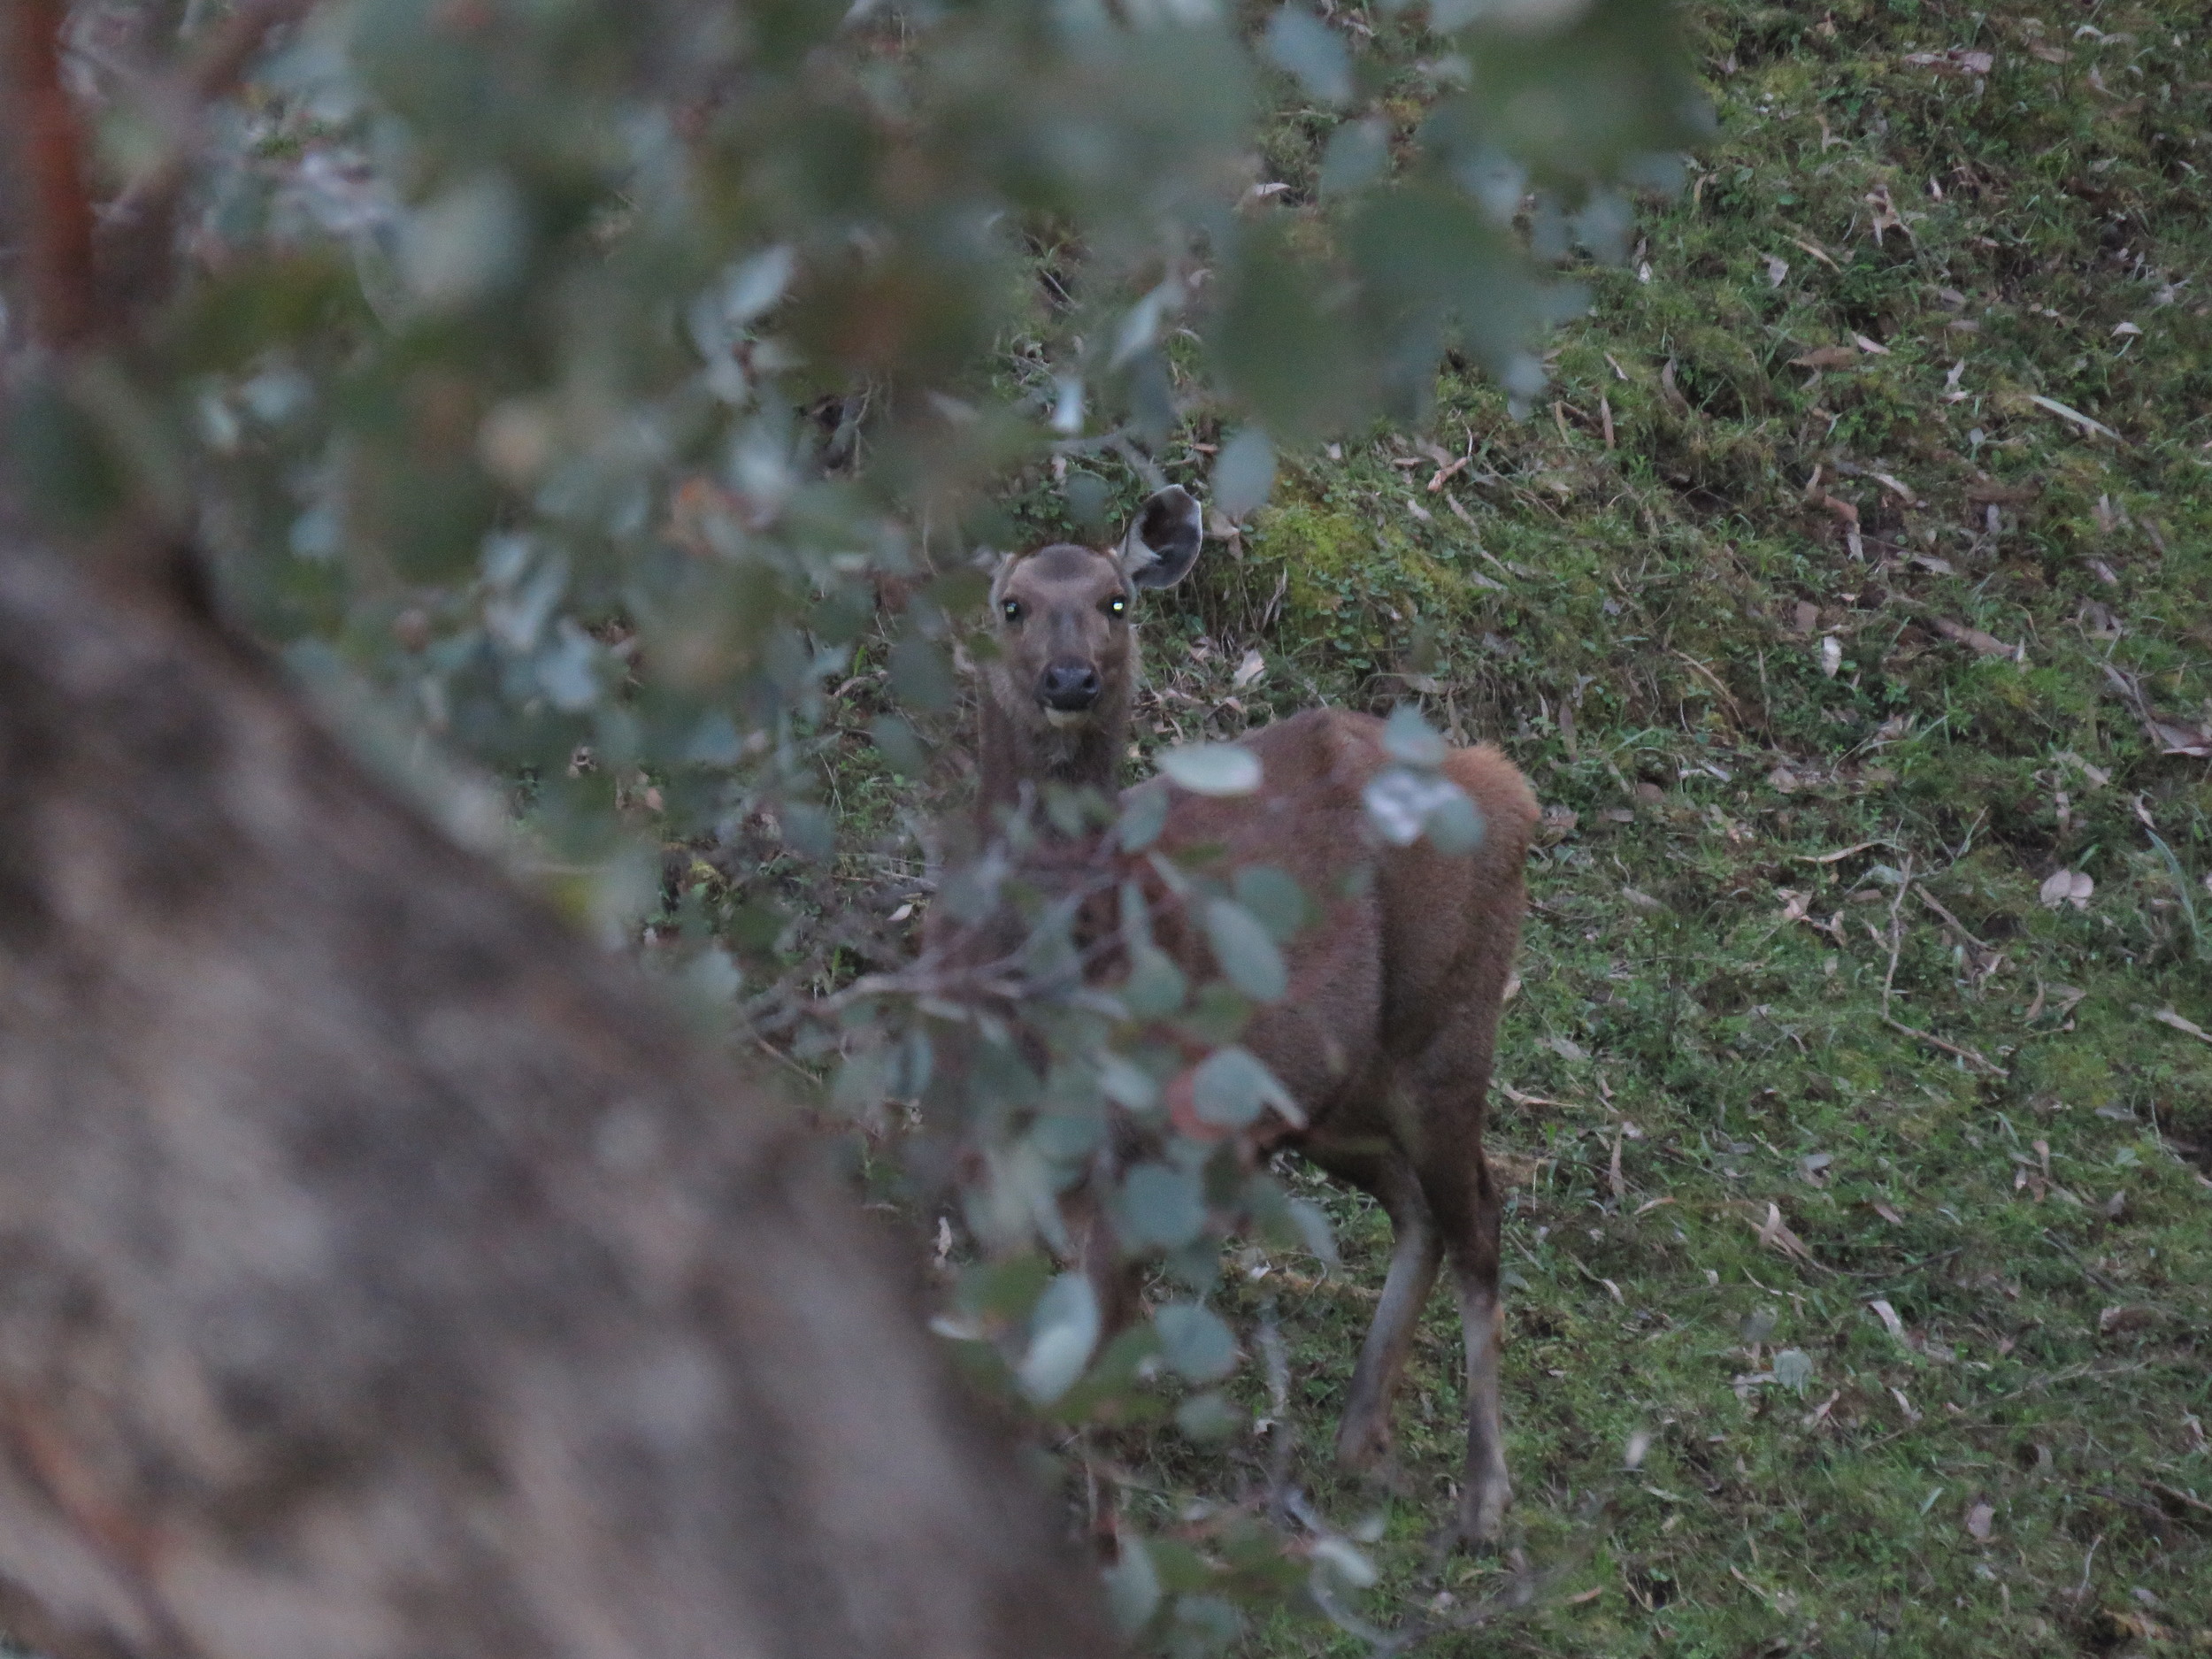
[960,485,1537,1547]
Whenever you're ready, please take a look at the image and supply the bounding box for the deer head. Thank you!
[974,486,1203,817]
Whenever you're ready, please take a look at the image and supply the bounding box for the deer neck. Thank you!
[975,662,1130,828]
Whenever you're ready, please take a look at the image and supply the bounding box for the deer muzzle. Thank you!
[1037,659,1102,718]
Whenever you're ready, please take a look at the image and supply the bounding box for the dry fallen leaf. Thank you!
[1932,617,2013,657]
[1903,48,1994,74]
[2153,1008,2212,1046]
[2026,392,2119,441]
[1231,648,1265,689]
[1765,254,1790,287]
[1791,344,1860,371]
[1871,1199,1905,1225]
[1868,1299,1906,1339]
[1818,636,1843,678]
[2146,718,2212,758]
[1754,1201,1816,1265]
[1854,334,1893,356]
[1966,1502,1994,1541]
[2039,869,2093,910]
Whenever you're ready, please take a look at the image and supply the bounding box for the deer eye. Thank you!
[1001,599,1022,624]
[1105,595,1127,618]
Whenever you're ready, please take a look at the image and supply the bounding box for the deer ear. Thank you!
[1120,487,1203,590]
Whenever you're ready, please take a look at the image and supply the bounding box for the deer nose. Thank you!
[1038,660,1102,711]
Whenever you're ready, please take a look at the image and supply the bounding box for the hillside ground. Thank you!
[795,0,2212,1652]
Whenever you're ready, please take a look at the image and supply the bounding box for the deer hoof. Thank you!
[1457,1473,1514,1551]
[1333,1417,1393,1472]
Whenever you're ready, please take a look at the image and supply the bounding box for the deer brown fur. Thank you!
[953,487,1538,1547]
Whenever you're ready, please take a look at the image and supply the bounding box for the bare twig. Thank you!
[1913,883,1992,953]
[1880,1014,2008,1076]
[1879,856,1913,1017]
[6,0,101,348]
[1874,859,2008,1076]
[1671,649,1744,718]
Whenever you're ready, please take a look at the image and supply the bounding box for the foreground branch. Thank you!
[0,514,1110,1659]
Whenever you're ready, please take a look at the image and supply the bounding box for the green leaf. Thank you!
[1425,787,1485,854]
[1018,1272,1102,1404]
[1104,1533,1163,1635]
[1154,1302,1238,1381]
[1363,765,1481,851]
[1118,782,1171,850]
[1189,1044,1300,1128]
[1232,864,1309,942]
[399,172,528,311]
[1116,1162,1207,1251]
[1174,1391,1245,1441]
[1203,898,1288,1002]
[9,380,127,532]
[1319,115,1390,196]
[1382,703,1448,766]
[1156,743,1263,796]
[1210,223,1367,436]
[1099,1052,1160,1111]
[1122,944,1189,1019]
[1212,427,1277,519]
[1287,1196,1340,1267]
[1773,1348,1815,1393]
[889,635,957,713]
[869,715,929,779]
[1262,6,1352,106]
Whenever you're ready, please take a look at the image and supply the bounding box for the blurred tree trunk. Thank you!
[0,518,1110,1659]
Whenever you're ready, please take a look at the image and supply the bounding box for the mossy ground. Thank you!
[780,0,2212,1651]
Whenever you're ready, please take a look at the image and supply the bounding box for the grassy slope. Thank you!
[1064,2,2212,1654]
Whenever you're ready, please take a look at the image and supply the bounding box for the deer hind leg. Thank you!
[1402,1018,1513,1548]
[1303,1139,1442,1471]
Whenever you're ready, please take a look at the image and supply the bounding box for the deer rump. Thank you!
[1133,710,1532,1149]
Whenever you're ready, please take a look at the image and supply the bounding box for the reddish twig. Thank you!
[6,0,101,348]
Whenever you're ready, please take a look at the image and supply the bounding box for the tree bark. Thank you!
[0,521,1111,1659]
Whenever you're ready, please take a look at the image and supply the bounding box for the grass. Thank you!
[715,0,2212,1649]
[989,0,2212,1652]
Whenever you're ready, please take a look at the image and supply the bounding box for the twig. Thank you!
[1671,649,1744,718]
[1879,856,1913,1017]
[1882,1015,2008,1077]
[2070,1532,2104,1603]
[1912,883,1992,953]
[1876,860,2008,1076]
[1106,434,1166,492]
[6,0,101,349]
